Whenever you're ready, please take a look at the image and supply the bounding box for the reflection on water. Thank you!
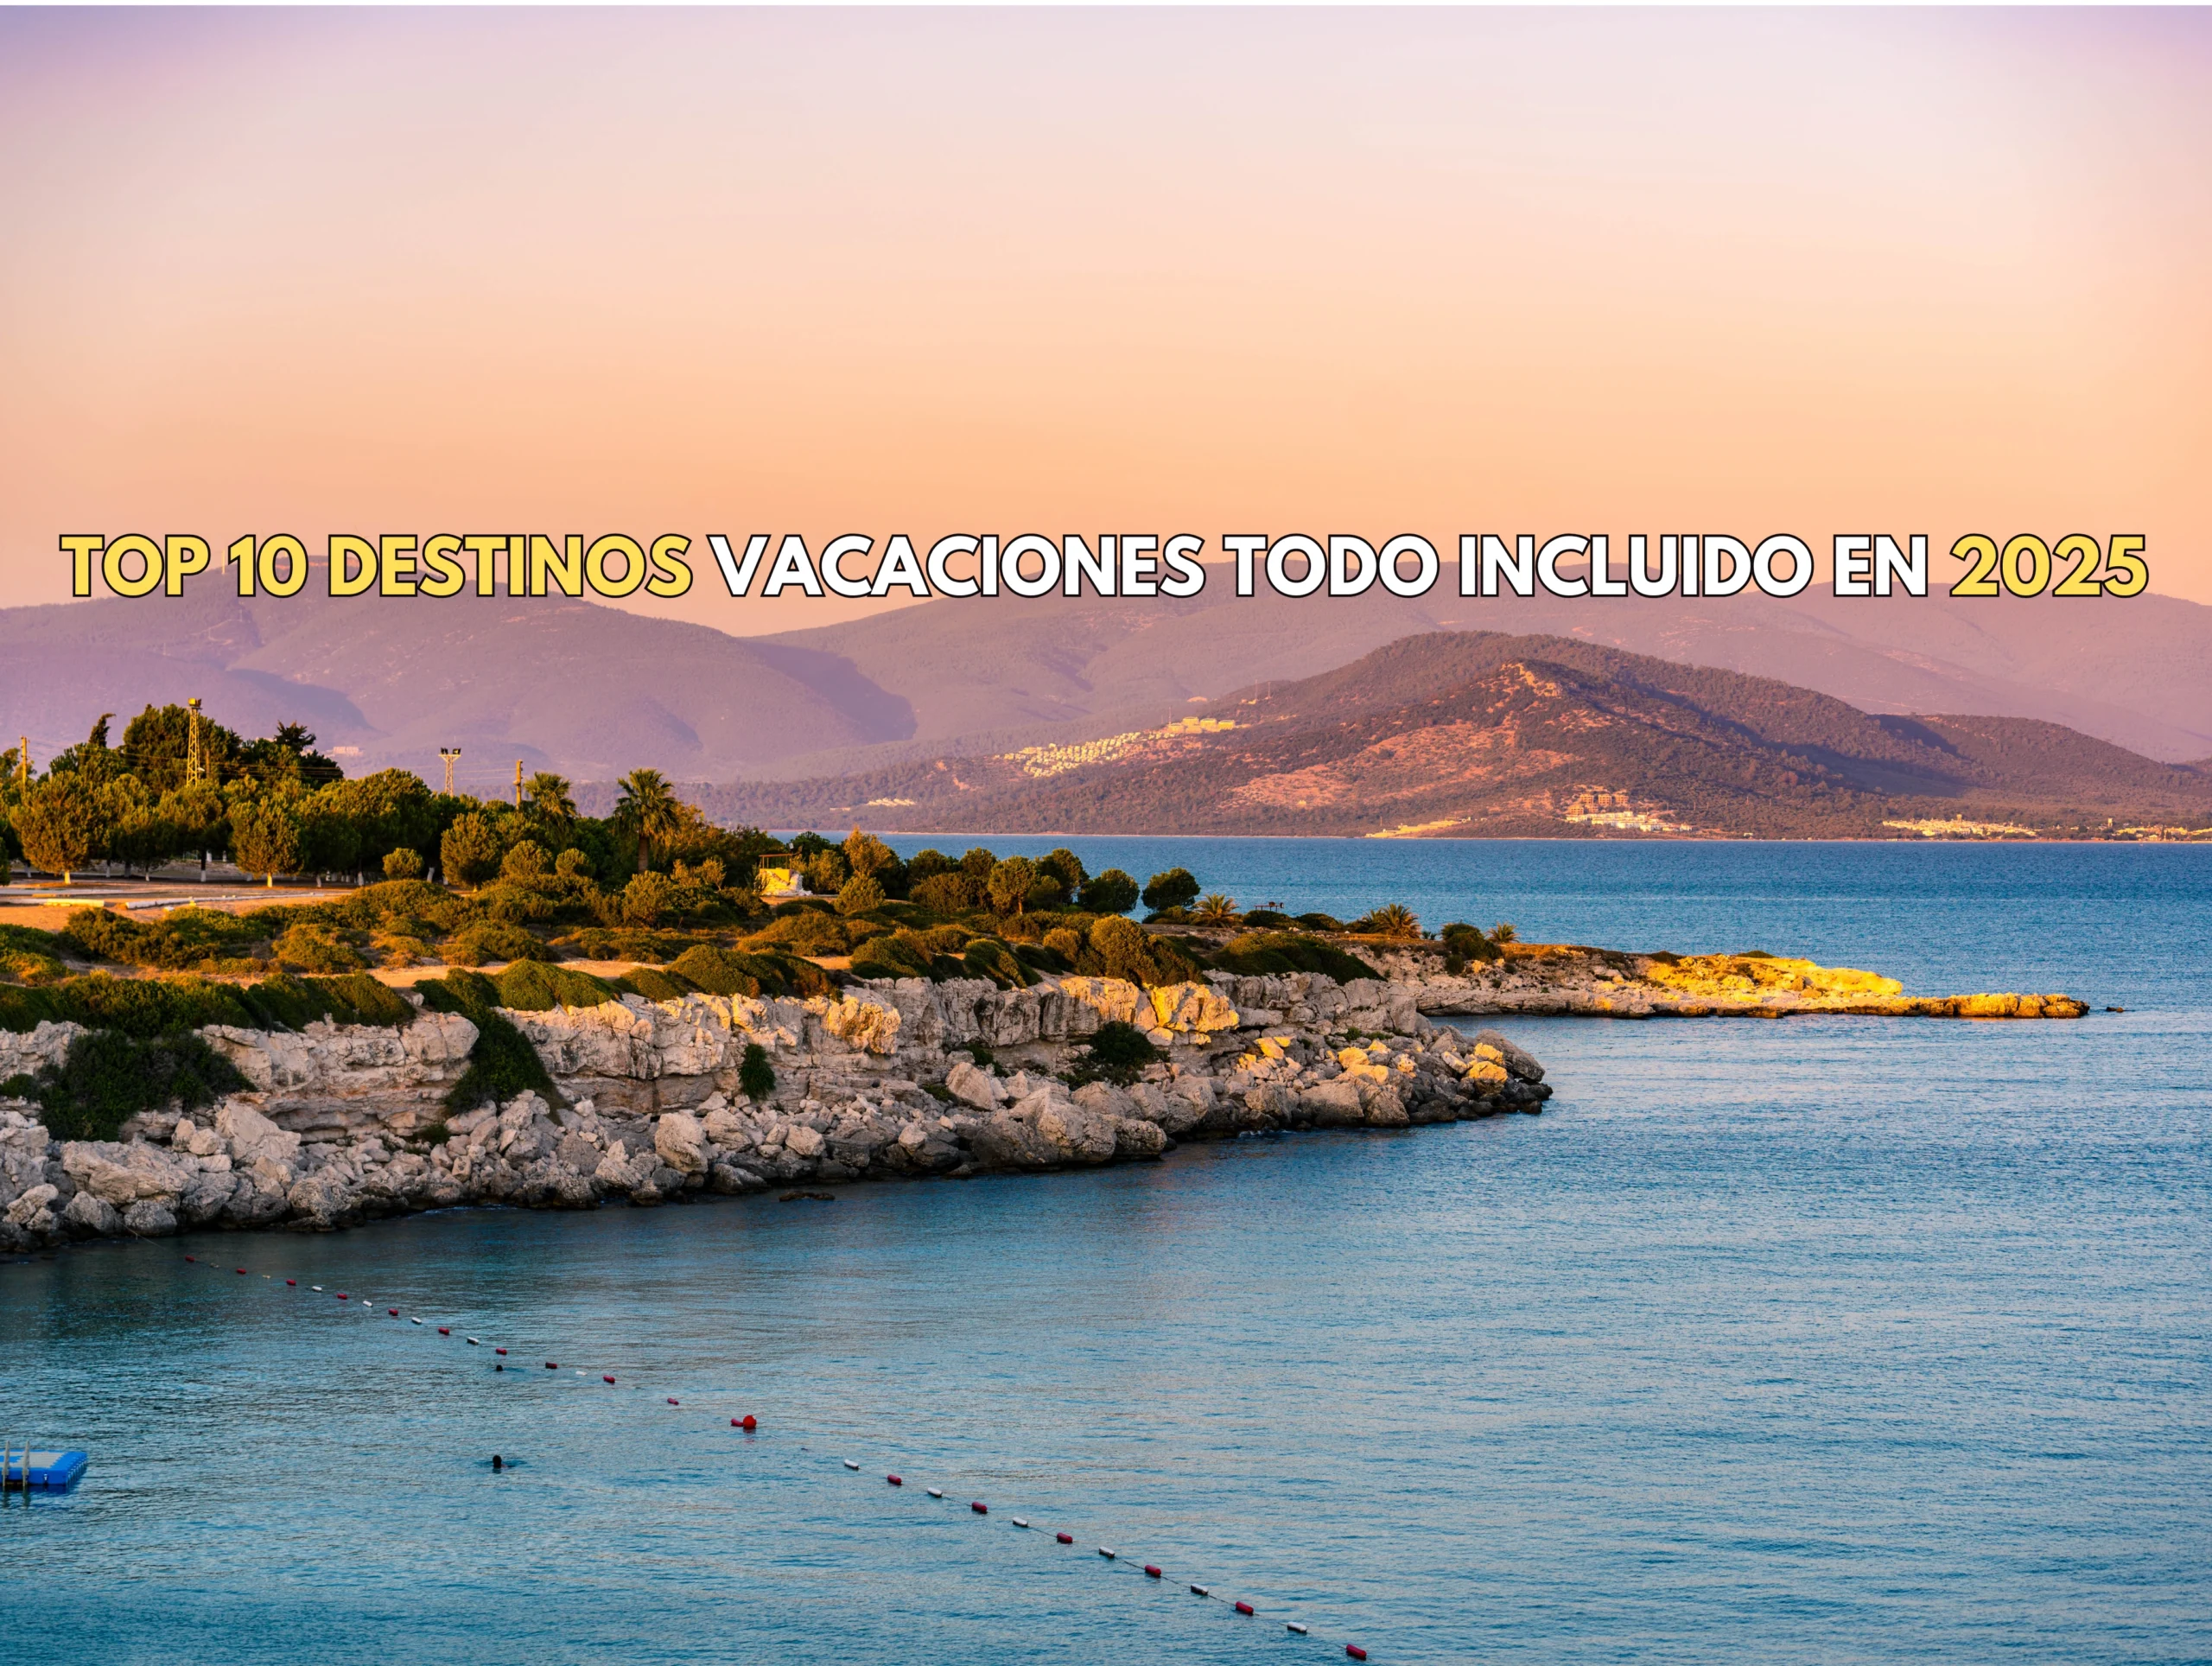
[2,843,2205,1663]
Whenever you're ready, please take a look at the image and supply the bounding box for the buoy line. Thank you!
[168,1250,1381,1658]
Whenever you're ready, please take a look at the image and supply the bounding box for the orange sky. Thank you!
[2,8,2207,630]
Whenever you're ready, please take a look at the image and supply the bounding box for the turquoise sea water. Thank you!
[3,842,2207,1664]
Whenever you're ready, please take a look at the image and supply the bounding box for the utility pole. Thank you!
[514,760,524,809]
[185,697,205,785]
[440,747,461,795]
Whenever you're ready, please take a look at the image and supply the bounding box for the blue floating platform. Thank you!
[6,1451,88,1491]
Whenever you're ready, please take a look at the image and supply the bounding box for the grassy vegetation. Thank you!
[22,1029,250,1141]
[1062,1019,1164,1088]
[0,969,412,1036]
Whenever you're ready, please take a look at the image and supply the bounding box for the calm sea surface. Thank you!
[3,842,2207,1664]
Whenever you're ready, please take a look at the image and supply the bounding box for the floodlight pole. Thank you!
[440,747,461,795]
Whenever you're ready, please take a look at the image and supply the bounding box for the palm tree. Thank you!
[1194,893,1240,926]
[1366,903,1421,939]
[526,772,577,823]
[613,768,681,873]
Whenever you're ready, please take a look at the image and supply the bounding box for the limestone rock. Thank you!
[62,1189,123,1237]
[944,1059,1002,1110]
[216,1099,302,1167]
[61,1140,194,1205]
[5,1183,60,1230]
[123,1199,179,1237]
[821,996,902,1056]
[1471,1028,1545,1083]
[653,1111,710,1176]
[1112,1117,1168,1160]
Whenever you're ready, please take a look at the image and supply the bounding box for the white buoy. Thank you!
[1287,1623,1309,1635]
[927,1488,943,1498]
[843,1460,860,1471]
[1098,1547,1116,1560]
[1012,1517,1030,1529]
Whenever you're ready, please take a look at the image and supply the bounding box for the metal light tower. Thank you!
[514,759,524,808]
[439,747,461,795]
[184,697,205,785]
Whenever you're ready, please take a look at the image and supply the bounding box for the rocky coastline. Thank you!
[1374,944,2091,1021]
[0,970,1549,1251]
[0,940,2094,1252]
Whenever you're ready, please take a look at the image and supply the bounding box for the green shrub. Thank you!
[442,919,551,966]
[489,961,619,1012]
[60,906,266,972]
[27,1029,249,1141]
[553,926,699,962]
[0,924,68,985]
[835,874,885,916]
[1014,940,1071,975]
[45,972,262,1036]
[613,967,696,1002]
[415,970,561,1111]
[244,971,414,1030]
[1296,912,1344,932]
[741,911,855,957]
[0,1072,37,1101]
[618,870,679,925]
[271,921,368,973]
[1211,931,1379,984]
[849,929,938,982]
[961,938,1032,989]
[738,1041,775,1102]
[1064,1019,1163,1088]
[1440,922,1501,964]
[383,847,425,881]
[666,944,767,996]
[0,985,66,1033]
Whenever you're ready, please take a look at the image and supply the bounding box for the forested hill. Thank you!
[669,632,2212,839]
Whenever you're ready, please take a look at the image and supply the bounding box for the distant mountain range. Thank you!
[757,578,2212,772]
[671,633,2212,839]
[0,586,915,788]
[5,572,2210,808]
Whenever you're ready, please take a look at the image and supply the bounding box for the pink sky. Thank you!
[1,8,2206,630]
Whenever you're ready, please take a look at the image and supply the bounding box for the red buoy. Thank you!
[1144,1565,1162,1579]
[887,1475,902,1486]
[1347,1648,1368,1661]
[438,1326,449,1335]
[237,1268,247,1275]
[185,1256,196,1262]
[336,1293,347,1300]
[970,1502,988,1514]
[667,1397,679,1406]
[741,1415,757,1430]
[604,1375,616,1383]
[287,1280,297,1287]
[494,1348,507,1356]
[1236,1601,1255,1617]
[1057,1533,1073,1544]
[388,1308,399,1316]
[545,1361,558,1370]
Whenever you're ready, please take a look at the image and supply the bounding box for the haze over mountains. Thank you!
[677,632,2212,839]
[3,577,2209,809]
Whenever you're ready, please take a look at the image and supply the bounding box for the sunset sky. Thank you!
[2,7,2207,627]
